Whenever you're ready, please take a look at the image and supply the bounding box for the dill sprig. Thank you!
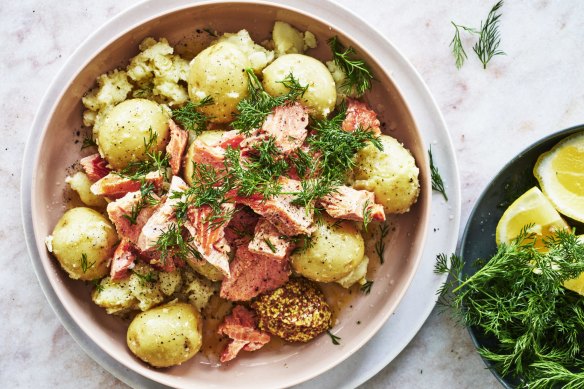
[429,146,448,201]
[291,107,381,207]
[290,178,337,211]
[375,222,390,264]
[80,253,95,273]
[450,1,505,69]
[174,161,231,222]
[308,110,382,180]
[435,229,584,387]
[131,269,158,285]
[171,96,213,135]
[121,181,159,225]
[328,36,373,97]
[80,136,97,150]
[362,200,373,232]
[231,69,307,136]
[155,223,200,263]
[92,279,104,292]
[224,141,288,199]
[121,204,140,225]
[361,280,373,294]
[327,330,341,345]
[473,0,505,69]
[118,127,170,180]
[289,148,317,179]
[264,238,277,253]
[450,23,469,70]
[292,234,314,255]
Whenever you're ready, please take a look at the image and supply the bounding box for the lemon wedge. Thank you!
[534,132,584,223]
[495,187,569,249]
[562,235,584,295]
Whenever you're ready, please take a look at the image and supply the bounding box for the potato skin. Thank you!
[353,135,420,214]
[50,207,117,281]
[187,41,250,123]
[127,302,203,368]
[183,130,226,186]
[291,216,364,283]
[96,98,169,170]
[262,54,336,118]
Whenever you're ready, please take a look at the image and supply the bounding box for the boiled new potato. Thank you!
[353,135,420,214]
[49,207,117,281]
[96,98,170,170]
[187,41,251,123]
[336,255,369,289]
[127,302,203,367]
[183,130,226,186]
[66,172,107,208]
[291,215,364,282]
[262,54,336,118]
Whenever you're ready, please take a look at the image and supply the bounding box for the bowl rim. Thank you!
[458,124,584,388]
[21,0,452,387]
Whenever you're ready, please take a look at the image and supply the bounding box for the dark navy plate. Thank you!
[458,125,584,388]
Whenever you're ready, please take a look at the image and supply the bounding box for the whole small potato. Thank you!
[50,207,117,281]
[127,302,203,368]
[291,216,364,283]
[262,54,336,118]
[96,98,169,170]
[187,41,251,123]
[183,130,226,185]
[353,135,420,214]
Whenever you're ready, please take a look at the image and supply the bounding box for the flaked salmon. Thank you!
[224,206,259,246]
[320,185,385,222]
[107,191,159,244]
[342,98,381,135]
[191,130,245,170]
[248,218,293,260]
[241,103,309,155]
[233,177,315,236]
[110,239,136,280]
[80,153,110,182]
[90,171,163,198]
[183,203,234,277]
[136,176,187,252]
[220,246,290,301]
[218,305,270,363]
[166,119,189,175]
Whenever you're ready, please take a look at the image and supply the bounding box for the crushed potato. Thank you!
[82,38,189,127]
[215,30,274,73]
[271,21,317,57]
[92,263,182,315]
[65,171,107,208]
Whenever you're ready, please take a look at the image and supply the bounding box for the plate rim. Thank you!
[21,0,460,387]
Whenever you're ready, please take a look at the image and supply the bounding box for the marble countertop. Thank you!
[2,0,584,387]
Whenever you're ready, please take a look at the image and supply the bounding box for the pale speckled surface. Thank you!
[3,0,584,388]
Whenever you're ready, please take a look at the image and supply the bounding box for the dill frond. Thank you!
[328,36,373,97]
[429,146,448,201]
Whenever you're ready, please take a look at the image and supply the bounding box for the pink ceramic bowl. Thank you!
[23,1,431,387]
